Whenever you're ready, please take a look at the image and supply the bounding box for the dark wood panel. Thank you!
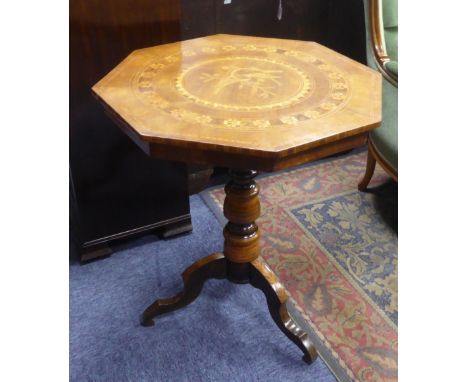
[320,0,367,63]
[70,0,191,261]
[214,0,366,63]
[180,0,217,39]
[70,0,181,113]
[214,0,324,41]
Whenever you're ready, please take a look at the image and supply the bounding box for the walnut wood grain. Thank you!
[93,34,381,172]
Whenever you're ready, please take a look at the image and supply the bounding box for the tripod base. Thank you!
[141,253,318,364]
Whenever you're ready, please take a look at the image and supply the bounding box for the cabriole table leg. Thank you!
[141,253,226,326]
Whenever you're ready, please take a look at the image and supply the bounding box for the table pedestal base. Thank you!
[141,169,318,364]
[141,253,317,364]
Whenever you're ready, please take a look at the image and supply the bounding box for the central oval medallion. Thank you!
[176,57,312,111]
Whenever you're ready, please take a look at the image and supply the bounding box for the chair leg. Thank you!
[358,146,376,191]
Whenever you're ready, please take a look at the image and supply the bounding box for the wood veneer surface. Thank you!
[93,34,381,171]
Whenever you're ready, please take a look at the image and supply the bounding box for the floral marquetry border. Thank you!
[133,44,351,131]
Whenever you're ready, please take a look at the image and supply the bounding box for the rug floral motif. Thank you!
[204,151,398,382]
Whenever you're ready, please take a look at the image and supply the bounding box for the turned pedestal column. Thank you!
[141,169,317,363]
[223,169,261,283]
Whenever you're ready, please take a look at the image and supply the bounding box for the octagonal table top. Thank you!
[93,34,381,171]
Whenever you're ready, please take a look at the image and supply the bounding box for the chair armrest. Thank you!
[370,0,398,87]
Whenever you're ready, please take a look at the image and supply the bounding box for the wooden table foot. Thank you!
[141,253,226,326]
[141,253,317,364]
[249,258,318,364]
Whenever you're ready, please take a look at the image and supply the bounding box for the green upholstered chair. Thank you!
[359,0,398,190]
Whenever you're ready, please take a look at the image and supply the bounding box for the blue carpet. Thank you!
[70,195,337,381]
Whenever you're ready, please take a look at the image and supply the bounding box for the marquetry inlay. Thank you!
[176,57,312,111]
[93,34,381,155]
[132,44,353,131]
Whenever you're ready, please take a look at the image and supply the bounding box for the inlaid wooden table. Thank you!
[93,34,381,364]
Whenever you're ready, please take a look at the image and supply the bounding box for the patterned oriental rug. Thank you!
[201,149,398,382]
